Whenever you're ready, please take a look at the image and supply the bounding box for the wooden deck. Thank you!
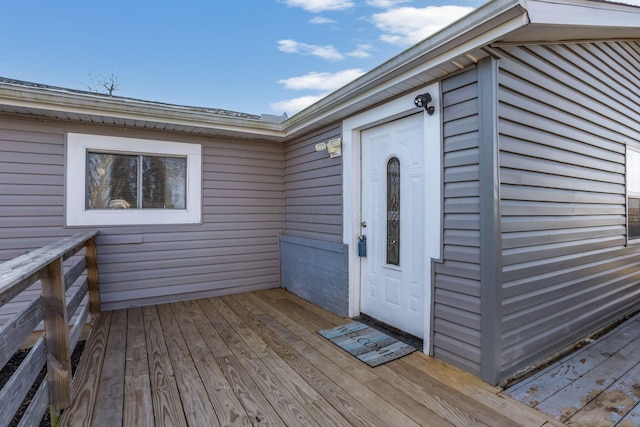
[507,312,640,427]
[60,289,561,426]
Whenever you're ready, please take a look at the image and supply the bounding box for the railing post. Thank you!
[40,256,72,426]
[86,236,101,321]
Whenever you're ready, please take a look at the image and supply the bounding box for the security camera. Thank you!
[414,93,435,115]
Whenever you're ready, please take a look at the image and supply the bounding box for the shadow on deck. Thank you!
[60,289,562,426]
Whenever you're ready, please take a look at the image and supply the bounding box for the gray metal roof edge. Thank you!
[0,77,264,120]
[279,0,527,134]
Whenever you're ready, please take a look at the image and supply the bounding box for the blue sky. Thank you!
[2,0,630,117]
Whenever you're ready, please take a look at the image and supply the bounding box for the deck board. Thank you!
[506,312,640,426]
[61,289,562,426]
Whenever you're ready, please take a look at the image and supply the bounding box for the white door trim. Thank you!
[342,82,442,354]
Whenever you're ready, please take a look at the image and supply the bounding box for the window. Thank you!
[66,134,201,226]
[628,147,640,240]
[386,157,400,265]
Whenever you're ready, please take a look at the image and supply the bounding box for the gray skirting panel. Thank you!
[279,235,349,317]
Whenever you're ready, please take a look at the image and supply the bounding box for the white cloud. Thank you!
[278,69,365,91]
[270,95,328,114]
[366,0,409,8]
[372,5,474,46]
[310,16,337,24]
[347,44,372,58]
[284,0,354,12]
[278,39,344,60]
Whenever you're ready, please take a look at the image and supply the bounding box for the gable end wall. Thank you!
[496,41,640,380]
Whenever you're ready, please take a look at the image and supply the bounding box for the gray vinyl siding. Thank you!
[281,124,347,315]
[433,68,483,376]
[0,116,283,320]
[284,124,342,243]
[496,41,640,380]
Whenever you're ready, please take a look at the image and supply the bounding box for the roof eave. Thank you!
[0,83,286,140]
[281,0,529,136]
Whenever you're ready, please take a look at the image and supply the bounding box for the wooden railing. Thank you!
[0,231,100,427]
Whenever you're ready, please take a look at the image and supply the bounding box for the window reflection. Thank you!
[387,157,400,266]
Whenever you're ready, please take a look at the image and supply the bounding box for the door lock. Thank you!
[361,221,367,228]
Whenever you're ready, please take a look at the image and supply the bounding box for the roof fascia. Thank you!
[525,0,640,26]
[0,84,286,139]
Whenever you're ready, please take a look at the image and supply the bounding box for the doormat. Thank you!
[318,321,416,367]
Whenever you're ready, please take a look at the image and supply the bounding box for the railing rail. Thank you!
[0,231,100,427]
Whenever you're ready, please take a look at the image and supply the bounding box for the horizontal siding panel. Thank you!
[0,173,64,186]
[284,175,341,190]
[285,185,342,198]
[435,289,481,313]
[284,221,342,236]
[501,215,625,233]
[435,274,481,297]
[443,213,480,230]
[202,178,282,192]
[285,205,342,215]
[202,170,282,183]
[444,165,480,183]
[435,260,481,281]
[205,163,281,176]
[501,152,624,184]
[444,197,479,214]
[100,252,278,274]
[433,333,481,364]
[443,148,479,168]
[100,244,278,264]
[444,229,480,247]
[501,201,625,216]
[443,83,478,106]
[285,164,342,183]
[501,135,624,174]
[502,247,638,285]
[443,132,479,153]
[444,181,479,198]
[443,245,480,264]
[501,169,624,195]
[443,98,478,122]
[503,262,640,320]
[285,194,342,206]
[443,116,479,138]
[285,213,342,225]
[203,205,283,215]
[501,185,624,204]
[500,118,624,161]
[434,318,481,348]
[502,235,624,266]
[502,225,624,249]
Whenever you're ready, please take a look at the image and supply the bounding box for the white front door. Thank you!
[360,113,425,338]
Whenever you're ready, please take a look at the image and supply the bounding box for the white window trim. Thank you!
[627,144,640,243]
[66,133,202,226]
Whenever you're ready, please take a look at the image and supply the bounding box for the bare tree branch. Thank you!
[87,72,120,96]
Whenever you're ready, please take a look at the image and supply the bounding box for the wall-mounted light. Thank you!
[315,138,342,158]
[327,138,341,158]
[414,93,435,115]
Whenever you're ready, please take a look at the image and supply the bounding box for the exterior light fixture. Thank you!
[414,93,435,115]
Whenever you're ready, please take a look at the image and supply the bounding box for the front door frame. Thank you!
[342,83,442,354]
